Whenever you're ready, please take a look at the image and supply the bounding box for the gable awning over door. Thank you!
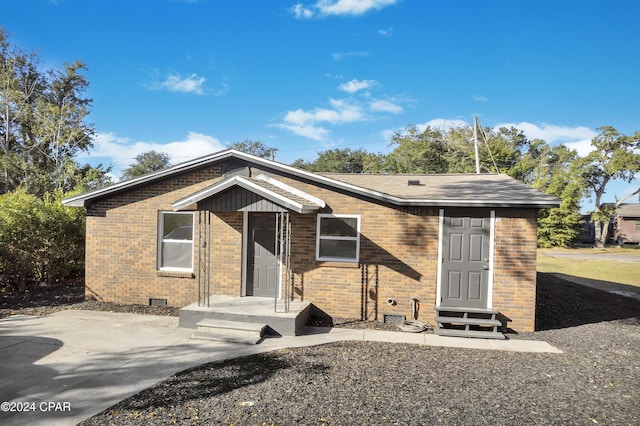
[172,174,325,213]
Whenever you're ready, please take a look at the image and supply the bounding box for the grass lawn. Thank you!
[537,247,640,287]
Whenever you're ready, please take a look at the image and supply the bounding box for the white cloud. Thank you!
[378,26,393,37]
[291,3,314,18]
[339,79,377,94]
[86,131,226,177]
[496,122,597,156]
[417,118,470,133]
[276,78,407,141]
[473,95,488,102]
[380,118,470,143]
[332,51,369,61]
[277,123,330,141]
[285,99,366,126]
[212,83,230,97]
[369,99,403,113]
[158,73,206,95]
[317,0,398,16]
[275,98,367,140]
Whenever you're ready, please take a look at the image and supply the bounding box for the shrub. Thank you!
[0,189,84,291]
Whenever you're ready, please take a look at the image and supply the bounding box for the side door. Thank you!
[440,209,491,308]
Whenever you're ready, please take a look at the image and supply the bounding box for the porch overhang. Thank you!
[172,174,325,214]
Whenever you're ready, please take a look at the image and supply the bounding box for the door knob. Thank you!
[483,265,489,270]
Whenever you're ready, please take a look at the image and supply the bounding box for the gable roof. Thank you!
[172,174,325,214]
[62,148,561,209]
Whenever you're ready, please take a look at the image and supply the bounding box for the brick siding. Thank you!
[83,165,539,332]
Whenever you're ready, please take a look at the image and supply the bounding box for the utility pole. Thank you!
[474,115,480,174]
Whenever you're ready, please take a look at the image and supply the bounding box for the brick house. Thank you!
[63,149,560,335]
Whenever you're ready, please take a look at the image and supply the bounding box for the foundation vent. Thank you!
[149,298,168,306]
[407,179,421,186]
[383,313,406,324]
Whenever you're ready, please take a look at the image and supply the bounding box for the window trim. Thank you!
[316,214,361,263]
[157,211,195,272]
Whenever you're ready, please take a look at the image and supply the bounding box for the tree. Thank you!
[295,122,590,247]
[577,126,640,247]
[66,161,113,191]
[0,28,98,196]
[381,126,452,174]
[0,189,85,291]
[120,150,171,180]
[482,127,531,179]
[231,139,277,160]
[529,142,585,247]
[0,28,42,193]
[292,148,376,173]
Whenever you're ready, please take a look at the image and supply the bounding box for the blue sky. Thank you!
[3,0,639,206]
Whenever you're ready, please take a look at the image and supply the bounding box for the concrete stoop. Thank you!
[191,319,267,345]
[179,296,312,337]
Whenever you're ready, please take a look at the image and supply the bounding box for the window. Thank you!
[636,220,640,231]
[316,214,360,262]
[158,212,194,271]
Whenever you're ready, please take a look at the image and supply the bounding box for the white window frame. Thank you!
[157,211,195,272]
[316,214,361,263]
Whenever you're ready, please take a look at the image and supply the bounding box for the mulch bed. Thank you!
[0,282,180,319]
[2,273,640,425]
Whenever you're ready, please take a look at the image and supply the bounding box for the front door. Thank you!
[440,209,491,308]
[246,213,278,297]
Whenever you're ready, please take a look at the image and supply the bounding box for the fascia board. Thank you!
[389,198,561,208]
[63,149,239,207]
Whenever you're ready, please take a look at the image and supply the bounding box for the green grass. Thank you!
[537,248,640,287]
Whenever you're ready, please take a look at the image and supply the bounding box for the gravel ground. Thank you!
[2,274,640,425]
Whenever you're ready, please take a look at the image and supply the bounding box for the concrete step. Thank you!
[435,327,506,340]
[191,319,267,345]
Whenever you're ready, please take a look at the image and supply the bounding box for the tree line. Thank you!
[1,28,638,291]
[0,29,111,291]
[290,125,639,248]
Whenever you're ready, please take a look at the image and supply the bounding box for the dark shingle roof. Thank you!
[63,149,561,209]
[320,173,560,207]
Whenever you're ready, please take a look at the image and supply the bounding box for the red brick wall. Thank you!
[83,165,539,332]
[491,209,538,332]
[85,168,222,307]
[286,205,440,325]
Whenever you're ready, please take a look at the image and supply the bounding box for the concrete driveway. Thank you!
[0,311,272,426]
[0,310,560,426]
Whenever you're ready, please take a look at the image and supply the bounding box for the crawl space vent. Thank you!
[149,298,167,307]
[407,179,421,186]
[383,313,406,324]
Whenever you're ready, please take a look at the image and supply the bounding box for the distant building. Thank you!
[613,203,640,244]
